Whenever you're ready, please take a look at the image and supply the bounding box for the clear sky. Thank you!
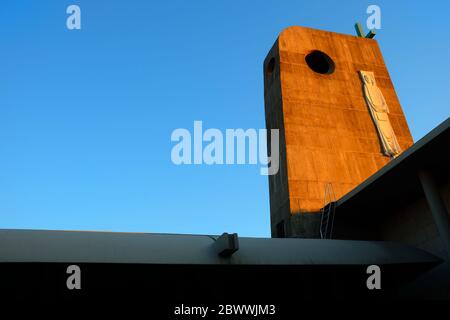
[1,0,449,237]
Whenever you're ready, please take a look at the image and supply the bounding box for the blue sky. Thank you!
[1,0,449,237]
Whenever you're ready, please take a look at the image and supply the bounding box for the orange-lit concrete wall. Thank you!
[263,26,414,237]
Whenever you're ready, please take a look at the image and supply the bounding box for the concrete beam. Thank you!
[419,170,450,257]
[213,233,239,257]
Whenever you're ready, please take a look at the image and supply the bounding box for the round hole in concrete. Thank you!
[266,57,275,78]
[305,50,335,75]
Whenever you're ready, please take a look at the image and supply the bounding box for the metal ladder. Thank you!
[320,183,336,239]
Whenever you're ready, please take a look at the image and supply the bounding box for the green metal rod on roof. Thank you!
[354,22,377,38]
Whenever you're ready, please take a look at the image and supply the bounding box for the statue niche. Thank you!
[359,70,402,158]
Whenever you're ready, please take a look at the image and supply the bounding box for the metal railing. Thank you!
[320,183,336,239]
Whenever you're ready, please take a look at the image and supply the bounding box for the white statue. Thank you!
[359,70,402,158]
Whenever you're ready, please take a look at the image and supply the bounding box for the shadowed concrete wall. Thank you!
[381,181,450,259]
[263,26,414,238]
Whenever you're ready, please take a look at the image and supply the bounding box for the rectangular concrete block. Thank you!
[264,26,414,237]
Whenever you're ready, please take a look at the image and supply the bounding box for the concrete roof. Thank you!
[0,229,441,266]
[336,117,450,218]
[1,120,447,269]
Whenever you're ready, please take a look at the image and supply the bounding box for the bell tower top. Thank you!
[263,26,414,238]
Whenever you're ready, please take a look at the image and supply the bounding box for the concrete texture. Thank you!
[332,118,450,260]
[263,26,414,237]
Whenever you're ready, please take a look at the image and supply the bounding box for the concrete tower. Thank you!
[263,26,414,238]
